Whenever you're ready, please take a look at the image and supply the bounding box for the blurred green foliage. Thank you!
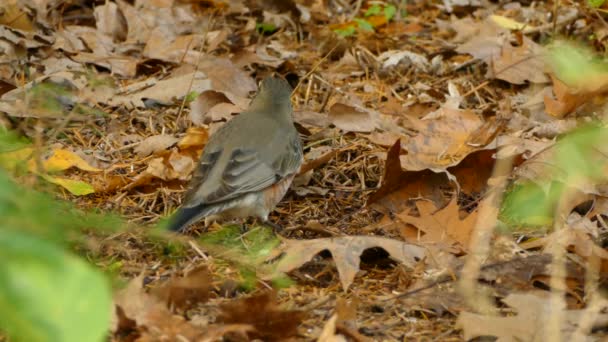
[547,40,608,87]
[588,0,606,8]
[500,124,608,228]
[0,130,122,342]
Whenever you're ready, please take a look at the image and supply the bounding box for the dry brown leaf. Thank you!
[199,56,258,99]
[328,103,375,133]
[448,149,496,194]
[113,275,209,341]
[457,293,608,341]
[275,236,425,290]
[294,109,330,127]
[544,75,597,118]
[94,2,127,43]
[134,135,179,157]
[190,90,234,125]
[126,150,196,189]
[152,265,212,310]
[490,37,549,84]
[399,109,501,171]
[366,131,403,147]
[367,140,451,215]
[218,291,305,342]
[396,197,478,254]
[456,20,506,63]
[108,71,212,108]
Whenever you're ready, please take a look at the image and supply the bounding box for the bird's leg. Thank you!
[238,219,248,234]
[262,220,283,233]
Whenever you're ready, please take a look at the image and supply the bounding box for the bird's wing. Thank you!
[185,132,302,206]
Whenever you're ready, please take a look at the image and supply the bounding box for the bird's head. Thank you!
[249,77,293,116]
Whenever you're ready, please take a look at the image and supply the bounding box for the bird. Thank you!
[168,76,303,233]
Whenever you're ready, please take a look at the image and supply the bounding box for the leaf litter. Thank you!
[2,0,608,340]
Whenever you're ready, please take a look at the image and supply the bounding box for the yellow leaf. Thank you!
[490,15,533,32]
[43,149,101,172]
[0,0,35,31]
[41,174,96,196]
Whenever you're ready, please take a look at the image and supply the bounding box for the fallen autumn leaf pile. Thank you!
[3,0,608,341]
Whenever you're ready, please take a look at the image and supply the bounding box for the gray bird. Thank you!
[168,77,303,232]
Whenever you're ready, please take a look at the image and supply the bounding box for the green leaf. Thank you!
[333,26,357,37]
[547,40,608,86]
[0,230,112,342]
[354,18,374,32]
[589,0,606,8]
[383,5,397,21]
[256,22,277,34]
[364,4,382,17]
[185,91,199,103]
[0,130,31,153]
[500,124,608,228]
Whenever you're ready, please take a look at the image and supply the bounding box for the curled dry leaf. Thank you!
[218,291,305,342]
[274,235,425,291]
[367,140,451,214]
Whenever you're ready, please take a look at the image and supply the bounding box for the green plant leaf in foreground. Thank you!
[547,40,608,88]
[588,0,606,8]
[0,230,111,342]
[500,124,608,227]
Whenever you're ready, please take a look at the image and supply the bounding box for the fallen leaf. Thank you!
[399,109,502,171]
[108,71,212,108]
[112,275,209,341]
[448,149,496,194]
[457,293,608,341]
[544,75,596,118]
[218,291,305,341]
[189,90,233,125]
[133,135,179,157]
[42,149,101,172]
[177,127,209,150]
[94,1,127,43]
[152,265,212,310]
[274,236,425,290]
[490,37,549,84]
[328,103,375,133]
[490,14,534,32]
[367,140,451,214]
[396,197,478,254]
[0,0,35,31]
[41,174,96,196]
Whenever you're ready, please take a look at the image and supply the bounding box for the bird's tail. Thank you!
[167,204,209,232]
